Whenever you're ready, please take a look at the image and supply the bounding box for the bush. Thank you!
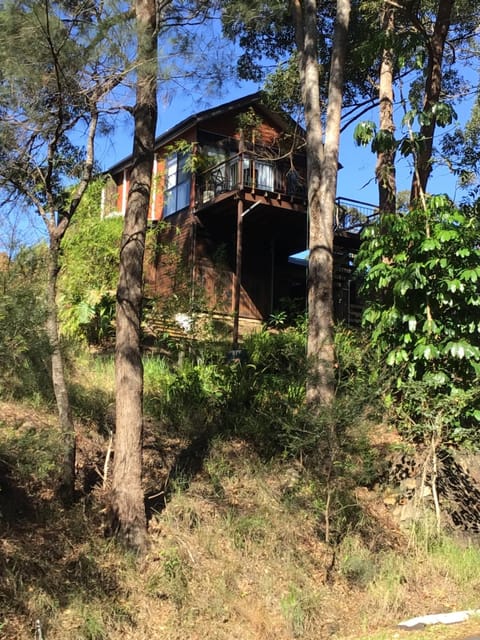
[357,195,480,446]
[0,245,52,399]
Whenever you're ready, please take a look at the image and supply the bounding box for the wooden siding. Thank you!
[104,95,367,335]
[144,210,195,304]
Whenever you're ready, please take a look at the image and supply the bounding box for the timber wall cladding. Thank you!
[145,212,194,301]
[202,111,281,146]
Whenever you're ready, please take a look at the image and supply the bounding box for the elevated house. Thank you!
[103,93,375,343]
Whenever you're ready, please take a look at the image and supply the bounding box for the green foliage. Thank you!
[355,101,457,158]
[145,357,227,436]
[0,244,52,399]
[0,421,62,482]
[338,534,377,586]
[59,180,122,344]
[222,326,308,454]
[353,120,377,147]
[357,195,480,444]
[153,547,190,608]
[144,320,384,464]
[280,585,313,637]
[0,0,121,210]
[226,510,267,549]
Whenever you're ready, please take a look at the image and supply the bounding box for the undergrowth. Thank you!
[1,324,480,639]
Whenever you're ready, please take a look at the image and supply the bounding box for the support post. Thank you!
[232,198,244,349]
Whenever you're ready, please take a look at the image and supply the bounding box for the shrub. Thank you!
[0,244,51,399]
[357,195,480,445]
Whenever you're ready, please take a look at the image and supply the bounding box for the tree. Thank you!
[354,0,480,209]
[357,194,480,443]
[0,0,123,503]
[310,0,351,406]
[408,0,455,202]
[109,0,220,552]
[109,0,158,553]
[290,0,351,406]
[375,1,396,214]
[223,0,350,407]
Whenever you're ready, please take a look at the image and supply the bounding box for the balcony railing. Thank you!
[196,152,306,204]
[196,155,378,234]
[334,197,379,233]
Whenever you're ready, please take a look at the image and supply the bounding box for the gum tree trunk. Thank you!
[292,0,350,407]
[110,0,158,553]
[410,0,453,202]
[46,235,75,505]
[377,2,396,214]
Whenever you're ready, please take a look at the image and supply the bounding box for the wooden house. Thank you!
[103,93,374,343]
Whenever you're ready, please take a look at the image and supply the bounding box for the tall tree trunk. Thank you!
[46,236,75,505]
[410,0,453,202]
[110,0,158,554]
[377,2,396,214]
[292,0,350,407]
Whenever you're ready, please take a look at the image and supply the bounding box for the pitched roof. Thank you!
[106,92,302,175]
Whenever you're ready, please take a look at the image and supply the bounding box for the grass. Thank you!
[2,349,480,639]
[2,409,480,639]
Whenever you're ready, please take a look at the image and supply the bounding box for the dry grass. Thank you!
[2,400,480,640]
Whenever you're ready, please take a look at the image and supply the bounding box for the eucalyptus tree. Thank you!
[110,0,226,552]
[223,0,351,407]
[354,0,480,208]
[0,0,125,504]
[109,0,158,554]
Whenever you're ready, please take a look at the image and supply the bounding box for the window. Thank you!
[164,153,191,217]
[256,161,274,191]
[242,157,275,191]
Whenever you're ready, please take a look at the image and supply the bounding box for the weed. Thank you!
[225,509,268,550]
[0,422,61,482]
[280,585,321,638]
[280,586,306,637]
[159,548,190,608]
[81,606,107,640]
[338,534,377,586]
[429,535,480,593]
[204,445,235,497]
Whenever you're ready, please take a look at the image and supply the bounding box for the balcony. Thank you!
[334,197,379,233]
[195,152,306,205]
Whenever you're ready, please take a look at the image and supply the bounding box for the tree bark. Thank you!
[410,0,453,202]
[292,0,350,407]
[110,0,158,554]
[46,235,76,505]
[377,2,396,214]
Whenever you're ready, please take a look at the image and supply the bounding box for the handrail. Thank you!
[196,157,378,235]
[196,152,307,202]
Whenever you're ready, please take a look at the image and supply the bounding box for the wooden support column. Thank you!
[232,198,244,349]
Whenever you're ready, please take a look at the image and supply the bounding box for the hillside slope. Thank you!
[1,400,480,640]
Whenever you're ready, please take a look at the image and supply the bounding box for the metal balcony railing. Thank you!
[196,156,378,234]
[196,152,306,204]
[334,197,379,233]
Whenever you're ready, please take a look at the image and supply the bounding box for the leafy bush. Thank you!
[59,180,122,344]
[0,244,52,399]
[145,356,227,436]
[144,320,384,464]
[357,195,480,445]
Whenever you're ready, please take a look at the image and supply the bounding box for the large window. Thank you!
[164,153,191,217]
[242,158,275,191]
[256,161,274,191]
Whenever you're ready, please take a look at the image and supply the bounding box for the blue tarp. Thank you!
[288,250,309,267]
